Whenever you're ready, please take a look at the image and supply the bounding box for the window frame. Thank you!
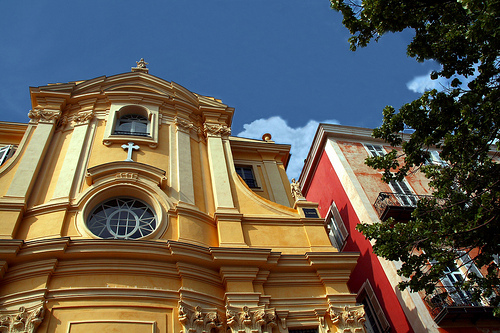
[0,145,15,166]
[86,196,158,240]
[103,103,159,148]
[357,279,390,333]
[234,164,260,189]
[325,201,348,251]
[114,114,150,137]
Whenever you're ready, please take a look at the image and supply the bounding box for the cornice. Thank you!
[86,161,167,189]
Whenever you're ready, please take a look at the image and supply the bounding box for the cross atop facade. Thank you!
[122,142,140,162]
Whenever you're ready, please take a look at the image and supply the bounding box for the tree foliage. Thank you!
[331,0,500,309]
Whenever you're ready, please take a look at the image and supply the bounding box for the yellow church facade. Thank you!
[0,64,364,333]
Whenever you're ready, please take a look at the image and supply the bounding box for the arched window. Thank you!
[114,114,149,137]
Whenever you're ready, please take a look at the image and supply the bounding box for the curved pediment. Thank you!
[31,72,232,116]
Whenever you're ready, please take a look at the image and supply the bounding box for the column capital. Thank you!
[328,305,366,333]
[178,301,224,333]
[203,122,231,138]
[226,305,277,333]
[28,108,61,124]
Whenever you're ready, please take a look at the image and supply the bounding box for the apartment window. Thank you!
[0,145,15,166]
[114,114,149,137]
[235,165,258,188]
[365,144,385,157]
[325,202,348,250]
[389,179,418,207]
[357,280,390,333]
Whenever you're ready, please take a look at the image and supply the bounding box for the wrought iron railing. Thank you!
[425,286,482,316]
[373,192,434,220]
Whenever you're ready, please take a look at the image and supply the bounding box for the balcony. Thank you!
[373,192,432,221]
[425,286,497,325]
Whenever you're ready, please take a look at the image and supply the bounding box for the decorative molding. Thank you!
[85,161,167,189]
[0,304,45,333]
[73,110,95,125]
[175,117,194,133]
[178,302,224,333]
[203,123,231,138]
[28,109,61,124]
[328,305,366,333]
[115,172,139,181]
[226,305,277,333]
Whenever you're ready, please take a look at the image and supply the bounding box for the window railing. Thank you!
[113,130,150,137]
[424,286,494,324]
[373,192,434,221]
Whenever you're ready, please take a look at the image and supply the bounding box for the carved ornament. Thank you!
[203,123,231,138]
[28,109,61,124]
[226,306,277,333]
[329,305,366,333]
[73,110,95,125]
[115,172,139,181]
[290,178,305,201]
[174,117,194,133]
[178,302,224,333]
[0,305,45,333]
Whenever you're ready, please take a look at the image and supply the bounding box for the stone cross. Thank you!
[121,142,139,162]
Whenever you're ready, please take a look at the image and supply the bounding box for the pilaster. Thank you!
[52,109,95,200]
[0,105,62,238]
[175,116,195,204]
[203,122,234,210]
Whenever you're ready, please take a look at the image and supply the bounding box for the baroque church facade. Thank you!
[0,62,364,333]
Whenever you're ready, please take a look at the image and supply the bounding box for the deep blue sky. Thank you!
[0,0,439,178]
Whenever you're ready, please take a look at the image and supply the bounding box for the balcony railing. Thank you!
[373,192,433,221]
[425,286,496,324]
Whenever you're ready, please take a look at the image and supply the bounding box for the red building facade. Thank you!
[299,124,499,333]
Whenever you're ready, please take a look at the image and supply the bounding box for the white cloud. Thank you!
[237,116,339,180]
[407,67,478,93]
[406,72,449,93]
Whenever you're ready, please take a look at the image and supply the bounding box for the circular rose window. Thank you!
[86,197,157,239]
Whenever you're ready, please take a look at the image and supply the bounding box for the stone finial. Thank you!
[290,178,305,201]
[262,133,272,141]
[132,58,149,73]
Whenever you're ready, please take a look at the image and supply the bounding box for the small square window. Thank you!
[365,144,385,157]
[235,165,258,188]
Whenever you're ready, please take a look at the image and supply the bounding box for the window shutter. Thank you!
[362,280,390,332]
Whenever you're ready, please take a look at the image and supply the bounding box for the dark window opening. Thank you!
[235,166,258,188]
[114,114,149,137]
